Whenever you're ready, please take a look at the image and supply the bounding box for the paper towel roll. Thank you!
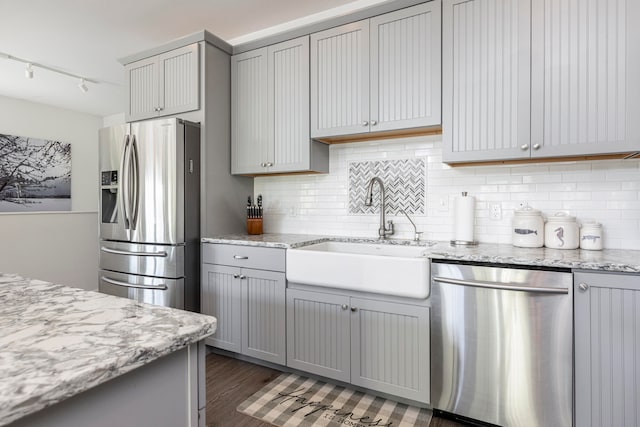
[453,192,475,243]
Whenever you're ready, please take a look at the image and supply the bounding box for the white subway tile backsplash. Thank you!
[254,137,640,249]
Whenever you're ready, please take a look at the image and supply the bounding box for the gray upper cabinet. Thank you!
[232,36,328,175]
[530,0,640,158]
[574,272,640,427]
[442,0,532,163]
[443,0,640,163]
[310,2,442,139]
[125,43,199,122]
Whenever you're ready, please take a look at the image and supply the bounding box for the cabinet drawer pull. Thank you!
[520,144,529,151]
[371,120,378,126]
[350,307,357,312]
[233,274,240,279]
[578,283,589,292]
[362,121,369,126]
[341,304,348,310]
[533,143,541,150]
[233,255,249,260]
[265,162,273,167]
[239,275,247,280]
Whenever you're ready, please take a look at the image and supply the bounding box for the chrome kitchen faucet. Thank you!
[364,177,394,239]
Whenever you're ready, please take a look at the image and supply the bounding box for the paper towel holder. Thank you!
[450,191,478,246]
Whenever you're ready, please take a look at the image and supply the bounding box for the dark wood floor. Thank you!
[205,352,469,427]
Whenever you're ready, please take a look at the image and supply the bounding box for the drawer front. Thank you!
[202,244,285,272]
[100,241,183,278]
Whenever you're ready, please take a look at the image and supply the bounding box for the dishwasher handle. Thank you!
[432,276,569,294]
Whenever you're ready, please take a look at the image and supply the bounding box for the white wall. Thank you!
[255,135,640,250]
[0,95,101,289]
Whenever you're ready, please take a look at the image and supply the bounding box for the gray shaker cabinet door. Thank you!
[574,272,640,427]
[157,43,199,119]
[231,47,269,175]
[266,36,312,174]
[310,20,370,138]
[201,264,242,353]
[442,0,532,163]
[286,288,351,382]
[530,0,640,158]
[241,268,286,365]
[369,1,441,132]
[125,55,159,122]
[350,298,430,403]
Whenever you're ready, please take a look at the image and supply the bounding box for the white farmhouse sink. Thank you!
[286,241,431,299]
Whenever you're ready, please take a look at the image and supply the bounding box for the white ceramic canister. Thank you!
[580,221,603,250]
[545,212,580,249]
[512,205,544,248]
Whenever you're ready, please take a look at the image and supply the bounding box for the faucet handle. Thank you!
[414,231,423,241]
[386,220,394,234]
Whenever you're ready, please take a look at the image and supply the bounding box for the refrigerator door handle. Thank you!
[100,246,168,257]
[129,134,140,230]
[120,134,132,234]
[101,276,168,291]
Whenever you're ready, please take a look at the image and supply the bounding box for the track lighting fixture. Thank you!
[78,78,88,93]
[25,63,33,79]
[1,50,98,93]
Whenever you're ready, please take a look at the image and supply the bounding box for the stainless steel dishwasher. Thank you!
[431,262,573,427]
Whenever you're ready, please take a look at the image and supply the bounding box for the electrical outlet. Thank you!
[490,203,502,220]
[438,197,449,212]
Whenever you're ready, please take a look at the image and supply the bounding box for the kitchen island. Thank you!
[0,273,217,427]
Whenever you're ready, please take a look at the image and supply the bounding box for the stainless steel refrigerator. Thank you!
[98,118,200,311]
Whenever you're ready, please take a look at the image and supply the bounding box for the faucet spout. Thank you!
[365,177,394,238]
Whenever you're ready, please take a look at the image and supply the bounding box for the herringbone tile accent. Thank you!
[348,159,426,215]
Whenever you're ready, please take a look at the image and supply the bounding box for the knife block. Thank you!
[247,218,263,235]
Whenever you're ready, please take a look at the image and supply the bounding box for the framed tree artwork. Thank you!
[0,133,71,212]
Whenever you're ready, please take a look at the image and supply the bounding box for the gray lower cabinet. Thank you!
[574,271,640,427]
[286,288,430,403]
[201,244,286,365]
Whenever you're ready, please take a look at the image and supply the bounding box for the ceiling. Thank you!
[0,0,389,118]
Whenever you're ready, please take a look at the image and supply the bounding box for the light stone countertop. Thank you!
[0,273,217,427]
[203,233,640,273]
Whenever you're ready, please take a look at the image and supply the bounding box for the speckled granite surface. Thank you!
[203,234,640,273]
[0,273,217,427]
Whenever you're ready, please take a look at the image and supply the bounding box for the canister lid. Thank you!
[547,212,577,222]
[514,203,542,216]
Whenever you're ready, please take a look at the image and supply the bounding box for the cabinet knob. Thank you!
[265,162,273,167]
[520,144,529,151]
[350,307,357,312]
[233,274,240,279]
[579,283,589,292]
[341,304,348,310]
[533,143,541,150]
[371,120,378,126]
[362,121,369,126]
[260,162,266,167]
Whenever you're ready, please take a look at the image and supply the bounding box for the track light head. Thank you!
[78,78,88,93]
[25,63,33,79]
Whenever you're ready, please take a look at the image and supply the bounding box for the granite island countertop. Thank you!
[0,273,217,427]
[203,233,640,273]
